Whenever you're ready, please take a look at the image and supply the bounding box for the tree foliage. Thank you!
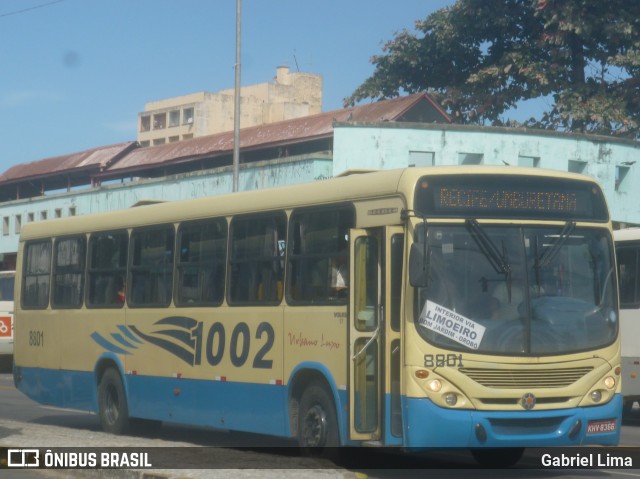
[346,0,640,138]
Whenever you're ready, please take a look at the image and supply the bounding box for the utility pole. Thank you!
[232,0,241,192]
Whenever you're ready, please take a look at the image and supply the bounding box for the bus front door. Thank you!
[349,227,403,444]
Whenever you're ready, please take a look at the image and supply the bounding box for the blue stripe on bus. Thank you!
[90,332,131,355]
[117,325,143,344]
[402,394,622,448]
[126,374,289,437]
[111,333,138,350]
[15,366,290,438]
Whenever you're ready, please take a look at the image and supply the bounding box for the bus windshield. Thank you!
[413,223,618,356]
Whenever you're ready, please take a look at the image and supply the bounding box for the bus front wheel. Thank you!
[298,384,339,450]
[98,368,130,435]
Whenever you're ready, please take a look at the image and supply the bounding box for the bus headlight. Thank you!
[444,392,458,406]
[429,379,442,392]
[591,390,603,403]
[604,376,616,389]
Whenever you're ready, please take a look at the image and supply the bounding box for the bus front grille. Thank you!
[458,367,594,389]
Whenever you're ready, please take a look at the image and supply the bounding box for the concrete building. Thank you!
[0,91,638,271]
[137,66,322,147]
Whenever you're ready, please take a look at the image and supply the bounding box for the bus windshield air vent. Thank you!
[459,367,594,389]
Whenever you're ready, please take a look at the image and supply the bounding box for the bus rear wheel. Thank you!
[298,384,339,451]
[98,368,130,435]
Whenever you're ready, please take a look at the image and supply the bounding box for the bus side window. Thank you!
[52,236,86,309]
[22,240,52,309]
[87,230,128,308]
[130,225,175,308]
[228,213,286,305]
[287,206,354,304]
[617,246,639,308]
[176,219,227,306]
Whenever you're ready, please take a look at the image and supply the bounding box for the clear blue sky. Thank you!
[0,0,454,172]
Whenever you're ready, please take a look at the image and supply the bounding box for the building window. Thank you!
[69,207,76,217]
[568,160,587,174]
[183,108,194,125]
[168,136,179,143]
[28,213,34,222]
[153,113,166,130]
[409,151,435,167]
[3,217,9,236]
[517,155,540,168]
[182,134,194,140]
[616,165,631,191]
[140,115,151,132]
[153,138,166,146]
[15,215,21,234]
[40,211,48,221]
[169,110,180,127]
[54,209,62,218]
[139,140,150,148]
[458,153,483,165]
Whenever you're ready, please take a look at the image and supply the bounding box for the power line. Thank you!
[0,0,65,19]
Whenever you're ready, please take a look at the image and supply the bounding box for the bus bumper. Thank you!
[403,394,622,448]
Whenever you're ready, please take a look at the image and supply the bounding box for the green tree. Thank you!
[346,0,640,138]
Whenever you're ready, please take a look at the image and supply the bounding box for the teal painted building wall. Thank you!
[334,122,640,226]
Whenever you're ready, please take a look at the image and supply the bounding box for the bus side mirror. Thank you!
[409,242,429,288]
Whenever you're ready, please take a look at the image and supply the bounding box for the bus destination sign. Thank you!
[438,187,577,214]
[414,174,609,221]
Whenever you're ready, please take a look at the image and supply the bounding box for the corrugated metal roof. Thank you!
[104,93,447,175]
[0,141,136,184]
[0,93,450,184]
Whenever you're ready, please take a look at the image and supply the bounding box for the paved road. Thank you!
[3,372,640,478]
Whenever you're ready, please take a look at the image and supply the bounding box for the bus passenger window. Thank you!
[176,219,227,306]
[229,213,286,305]
[23,240,52,309]
[52,236,86,309]
[130,226,175,307]
[287,206,354,304]
[87,231,128,308]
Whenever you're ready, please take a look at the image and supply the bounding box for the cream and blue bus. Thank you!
[13,167,621,466]
[613,227,640,414]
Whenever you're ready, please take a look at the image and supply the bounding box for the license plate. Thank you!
[0,316,11,338]
[587,419,617,434]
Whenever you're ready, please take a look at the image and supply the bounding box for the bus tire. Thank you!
[98,368,130,435]
[298,383,340,451]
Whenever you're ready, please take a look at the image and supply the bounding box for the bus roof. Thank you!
[18,166,603,241]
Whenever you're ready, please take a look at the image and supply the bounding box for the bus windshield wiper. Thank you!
[535,221,576,272]
[466,219,512,301]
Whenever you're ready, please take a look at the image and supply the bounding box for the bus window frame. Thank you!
[21,239,53,310]
[128,224,176,308]
[227,211,287,306]
[51,234,87,310]
[175,217,228,307]
[86,229,129,309]
[616,241,640,310]
[286,204,355,306]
